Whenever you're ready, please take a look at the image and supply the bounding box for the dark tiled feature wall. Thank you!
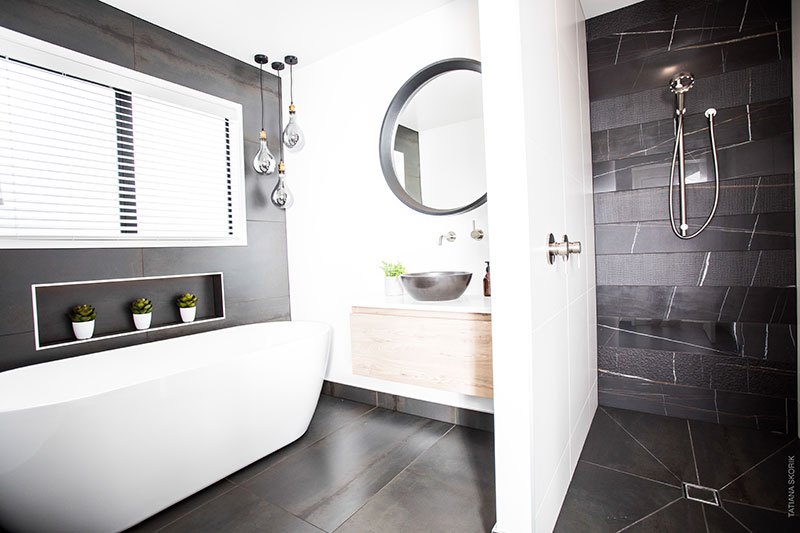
[555,406,798,531]
[587,0,797,432]
[321,380,495,433]
[0,0,288,371]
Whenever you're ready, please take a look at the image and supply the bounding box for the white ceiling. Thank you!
[580,0,643,19]
[100,0,642,69]
[100,0,455,68]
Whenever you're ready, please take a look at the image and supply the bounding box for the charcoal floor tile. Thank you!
[159,486,322,533]
[227,396,374,484]
[125,479,236,532]
[603,407,698,484]
[553,461,681,532]
[579,408,680,486]
[336,426,495,533]
[623,498,705,532]
[722,500,798,532]
[720,439,800,512]
[690,419,794,489]
[702,504,750,532]
[244,408,452,532]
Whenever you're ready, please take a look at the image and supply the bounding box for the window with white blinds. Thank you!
[0,28,246,248]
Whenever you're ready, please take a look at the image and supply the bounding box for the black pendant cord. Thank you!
[259,63,264,131]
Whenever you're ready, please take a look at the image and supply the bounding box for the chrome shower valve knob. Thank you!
[704,108,717,118]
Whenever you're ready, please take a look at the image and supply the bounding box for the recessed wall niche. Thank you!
[32,273,225,350]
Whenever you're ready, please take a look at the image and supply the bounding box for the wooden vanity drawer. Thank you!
[350,306,493,398]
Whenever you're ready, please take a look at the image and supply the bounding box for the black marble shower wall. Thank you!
[586,0,797,433]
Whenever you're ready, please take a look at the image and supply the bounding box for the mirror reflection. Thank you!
[392,69,486,211]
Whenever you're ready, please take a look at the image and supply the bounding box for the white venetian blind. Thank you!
[0,36,245,248]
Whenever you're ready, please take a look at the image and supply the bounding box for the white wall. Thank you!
[284,0,493,412]
[419,117,487,208]
[479,0,597,530]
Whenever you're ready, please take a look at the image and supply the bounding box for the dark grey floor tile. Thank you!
[690,419,794,489]
[720,439,800,512]
[554,461,681,532]
[244,408,451,532]
[579,408,680,486]
[603,407,698,484]
[335,468,494,533]
[159,486,322,533]
[702,504,750,532]
[623,498,705,532]
[598,373,666,416]
[227,396,374,484]
[722,500,798,532]
[336,426,495,533]
[125,479,236,532]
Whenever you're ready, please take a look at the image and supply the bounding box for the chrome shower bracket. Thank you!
[547,233,581,264]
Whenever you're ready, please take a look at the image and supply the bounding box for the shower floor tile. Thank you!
[555,406,799,532]
[125,394,496,533]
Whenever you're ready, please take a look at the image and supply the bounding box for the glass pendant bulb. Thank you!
[253,129,276,174]
[282,104,305,152]
[271,162,294,209]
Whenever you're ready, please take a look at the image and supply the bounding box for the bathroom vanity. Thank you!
[350,296,492,398]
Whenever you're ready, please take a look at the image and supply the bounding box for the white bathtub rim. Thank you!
[0,320,332,414]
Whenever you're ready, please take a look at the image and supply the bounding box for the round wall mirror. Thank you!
[379,58,486,216]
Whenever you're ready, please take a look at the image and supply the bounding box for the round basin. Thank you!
[399,271,473,302]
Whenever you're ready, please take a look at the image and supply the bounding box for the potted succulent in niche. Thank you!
[381,261,406,297]
[130,297,153,330]
[176,293,198,323]
[69,304,96,340]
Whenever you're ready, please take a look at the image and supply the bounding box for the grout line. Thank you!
[701,504,710,533]
[723,505,752,532]
[237,483,325,533]
[333,424,457,532]
[719,439,796,491]
[600,410,683,483]
[616,497,683,532]
[687,420,701,484]
[152,479,237,532]
[582,460,682,489]
[721,495,798,515]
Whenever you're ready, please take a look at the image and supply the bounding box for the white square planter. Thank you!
[71,320,95,340]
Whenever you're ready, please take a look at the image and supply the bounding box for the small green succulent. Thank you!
[380,261,406,278]
[130,298,153,314]
[69,304,96,322]
[176,293,198,308]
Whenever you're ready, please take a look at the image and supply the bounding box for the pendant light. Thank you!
[253,54,276,175]
[282,55,305,152]
[270,61,293,209]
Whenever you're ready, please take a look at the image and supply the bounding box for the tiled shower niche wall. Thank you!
[587,0,797,433]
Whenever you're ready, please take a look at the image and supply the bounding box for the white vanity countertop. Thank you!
[356,294,491,314]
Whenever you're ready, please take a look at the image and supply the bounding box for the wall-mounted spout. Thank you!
[438,231,456,245]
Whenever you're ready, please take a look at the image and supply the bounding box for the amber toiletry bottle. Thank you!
[483,261,491,297]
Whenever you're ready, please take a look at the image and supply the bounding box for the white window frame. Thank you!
[0,26,247,248]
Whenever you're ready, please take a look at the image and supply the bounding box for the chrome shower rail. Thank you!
[667,72,721,240]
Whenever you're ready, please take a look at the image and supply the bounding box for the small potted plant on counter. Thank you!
[69,304,96,340]
[130,297,153,330]
[176,293,198,323]
[381,260,406,297]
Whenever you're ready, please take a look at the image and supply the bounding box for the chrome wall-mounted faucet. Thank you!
[438,231,456,245]
[470,220,484,241]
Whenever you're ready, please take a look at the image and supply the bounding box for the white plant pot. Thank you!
[384,276,403,297]
[72,320,95,340]
[132,312,152,330]
[179,306,196,323]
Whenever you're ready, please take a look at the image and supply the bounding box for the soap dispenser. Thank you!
[483,261,491,297]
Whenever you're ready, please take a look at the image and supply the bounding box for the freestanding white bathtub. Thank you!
[0,321,331,533]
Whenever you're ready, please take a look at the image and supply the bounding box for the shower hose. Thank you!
[668,108,721,239]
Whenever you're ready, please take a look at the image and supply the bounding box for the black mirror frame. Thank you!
[378,58,486,216]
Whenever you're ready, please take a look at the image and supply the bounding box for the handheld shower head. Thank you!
[669,72,695,94]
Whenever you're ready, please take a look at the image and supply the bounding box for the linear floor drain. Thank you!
[682,482,720,506]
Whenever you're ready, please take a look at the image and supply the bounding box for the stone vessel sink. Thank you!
[399,271,473,302]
